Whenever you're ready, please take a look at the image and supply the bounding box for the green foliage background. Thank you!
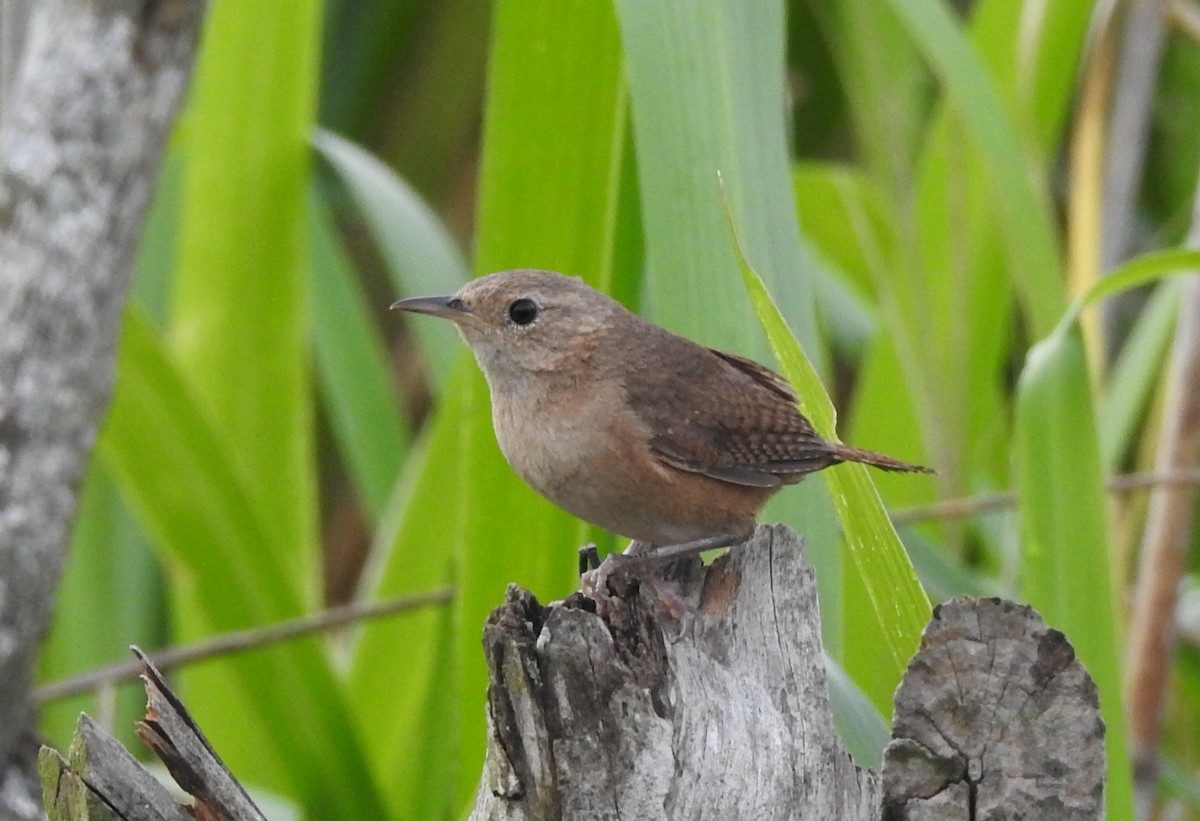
[35,0,1200,817]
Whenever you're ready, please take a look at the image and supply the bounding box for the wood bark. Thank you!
[0,1,205,816]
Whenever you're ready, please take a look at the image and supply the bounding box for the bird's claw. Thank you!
[579,552,642,611]
[577,543,601,575]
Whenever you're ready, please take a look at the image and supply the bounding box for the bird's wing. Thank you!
[707,349,797,403]
[622,337,837,488]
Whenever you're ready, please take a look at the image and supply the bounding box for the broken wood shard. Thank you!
[133,648,268,821]
[38,648,266,821]
[39,716,190,821]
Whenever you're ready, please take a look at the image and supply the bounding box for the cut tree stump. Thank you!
[469,524,1106,820]
[882,597,1105,819]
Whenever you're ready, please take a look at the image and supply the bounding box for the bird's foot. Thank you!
[580,533,749,611]
[622,532,747,566]
[579,550,638,604]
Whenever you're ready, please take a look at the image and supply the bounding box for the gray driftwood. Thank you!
[0,0,204,816]
[470,524,879,820]
[882,597,1105,819]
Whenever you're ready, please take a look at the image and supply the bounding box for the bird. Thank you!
[391,269,931,569]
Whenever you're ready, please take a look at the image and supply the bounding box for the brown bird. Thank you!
[392,269,930,567]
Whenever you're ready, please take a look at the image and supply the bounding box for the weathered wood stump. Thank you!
[470,524,1106,820]
[471,524,879,820]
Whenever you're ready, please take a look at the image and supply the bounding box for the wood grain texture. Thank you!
[881,597,1105,819]
[134,649,267,820]
[39,715,191,821]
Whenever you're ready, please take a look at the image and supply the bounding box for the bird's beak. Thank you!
[389,295,472,322]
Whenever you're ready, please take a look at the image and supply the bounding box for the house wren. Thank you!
[392,269,931,566]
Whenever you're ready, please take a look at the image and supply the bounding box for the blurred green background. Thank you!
[34,0,1200,817]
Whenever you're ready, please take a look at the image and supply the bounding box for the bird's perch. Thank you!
[470,525,1106,820]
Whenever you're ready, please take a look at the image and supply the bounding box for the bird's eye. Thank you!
[507,298,539,326]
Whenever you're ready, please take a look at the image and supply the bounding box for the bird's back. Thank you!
[611,323,838,488]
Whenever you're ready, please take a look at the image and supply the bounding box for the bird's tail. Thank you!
[831,444,935,474]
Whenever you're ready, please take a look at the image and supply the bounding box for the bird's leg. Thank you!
[620,539,653,556]
[620,532,748,565]
[581,532,750,601]
[575,539,657,579]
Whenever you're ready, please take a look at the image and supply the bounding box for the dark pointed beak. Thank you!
[389,295,470,321]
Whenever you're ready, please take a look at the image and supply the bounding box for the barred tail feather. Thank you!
[831,444,935,474]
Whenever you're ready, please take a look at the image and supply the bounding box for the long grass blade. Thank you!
[313,129,469,389]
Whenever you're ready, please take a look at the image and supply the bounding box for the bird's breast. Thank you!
[489,379,621,499]
[486,377,769,545]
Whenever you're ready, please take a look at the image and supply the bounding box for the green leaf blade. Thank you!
[309,190,409,523]
[881,0,1065,339]
[313,129,469,389]
[100,309,389,817]
[1015,326,1132,818]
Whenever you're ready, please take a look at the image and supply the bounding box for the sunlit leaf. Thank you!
[101,309,388,817]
